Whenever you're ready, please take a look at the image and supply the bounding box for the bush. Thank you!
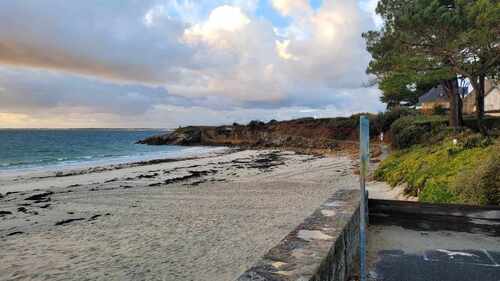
[450,144,500,205]
[376,107,418,133]
[390,115,449,149]
[432,105,447,115]
[462,134,493,149]
[374,135,497,204]
[390,116,424,149]
[394,125,427,149]
[419,180,456,203]
[326,117,359,140]
[248,120,265,128]
[390,116,414,136]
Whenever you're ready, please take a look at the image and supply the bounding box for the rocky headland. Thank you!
[137,116,375,152]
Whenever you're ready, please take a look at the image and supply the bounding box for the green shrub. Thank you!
[450,144,500,205]
[419,180,456,203]
[462,134,493,149]
[248,120,265,128]
[413,115,448,129]
[432,105,447,115]
[374,151,404,182]
[325,116,359,140]
[394,125,428,149]
[390,115,449,149]
[377,107,418,133]
[390,116,425,149]
[390,116,416,137]
[375,135,497,205]
[463,116,500,132]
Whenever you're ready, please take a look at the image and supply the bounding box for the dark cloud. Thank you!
[0,1,193,84]
[0,0,384,127]
[0,68,186,115]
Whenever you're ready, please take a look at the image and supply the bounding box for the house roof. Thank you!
[418,85,468,104]
[419,85,448,103]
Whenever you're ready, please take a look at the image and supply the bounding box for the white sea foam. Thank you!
[0,146,229,177]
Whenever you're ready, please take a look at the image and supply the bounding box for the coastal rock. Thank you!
[88,214,102,221]
[55,218,85,226]
[137,117,363,149]
[25,192,53,202]
[17,207,38,215]
[136,126,201,145]
[0,210,12,217]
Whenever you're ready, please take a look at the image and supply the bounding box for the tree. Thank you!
[363,20,460,126]
[364,0,500,130]
[452,0,500,124]
[378,72,438,108]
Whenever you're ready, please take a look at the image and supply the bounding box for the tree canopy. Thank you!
[363,0,500,123]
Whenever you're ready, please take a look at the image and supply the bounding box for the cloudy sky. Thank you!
[0,0,383,128]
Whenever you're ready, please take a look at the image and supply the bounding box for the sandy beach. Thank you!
[0,149,364,281]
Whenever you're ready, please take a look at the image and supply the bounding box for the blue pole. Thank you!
[359,116,369,281]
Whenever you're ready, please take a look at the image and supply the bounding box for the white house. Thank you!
[463,79,500,116]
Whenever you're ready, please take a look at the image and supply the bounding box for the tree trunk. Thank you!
[476,75,485,119]
[475,75,487,135]
[458,94,464,127]
[443,79,461,128]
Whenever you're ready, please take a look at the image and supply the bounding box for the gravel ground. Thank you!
[0,150,358,281]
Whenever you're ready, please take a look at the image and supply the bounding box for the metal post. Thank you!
[359,116,369,281]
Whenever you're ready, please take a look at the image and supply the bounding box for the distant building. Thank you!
[418,85,449,113]
[463,79,500,116]
[418,85,467,114]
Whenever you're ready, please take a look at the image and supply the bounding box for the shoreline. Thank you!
[0,149,361,281]
[0,141,409,206]
[0,143,406,281]
[0,146,231,180]
[0,141,364,195]
[0,146,234,193]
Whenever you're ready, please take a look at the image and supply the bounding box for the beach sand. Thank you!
[0,149,362,281]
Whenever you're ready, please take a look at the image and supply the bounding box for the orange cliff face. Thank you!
[137,116,380,152]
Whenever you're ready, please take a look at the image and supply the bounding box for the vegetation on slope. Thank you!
[375,127,500,205]
[139,115,385,149]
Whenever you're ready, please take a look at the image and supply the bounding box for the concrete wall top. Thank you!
[237,189,360,281]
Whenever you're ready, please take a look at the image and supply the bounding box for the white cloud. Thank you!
[271,0,312,17]
[143,5,167,27]
[0,0,384,127]
[275,40,298,60]
[231,0,259,13]
[183,5,250,48]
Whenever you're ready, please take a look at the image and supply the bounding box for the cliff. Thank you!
[137,116,374,150]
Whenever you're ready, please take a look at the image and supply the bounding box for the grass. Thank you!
[375,134,499,205]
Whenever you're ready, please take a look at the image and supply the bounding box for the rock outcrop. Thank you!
[137,126,202,145]
[138,116,371,150]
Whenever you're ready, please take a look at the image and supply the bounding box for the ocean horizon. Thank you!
[0,129,221,173]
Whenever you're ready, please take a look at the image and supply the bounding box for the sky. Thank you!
[0,0,383,128]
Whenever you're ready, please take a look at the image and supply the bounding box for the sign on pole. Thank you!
[359,116,369,281]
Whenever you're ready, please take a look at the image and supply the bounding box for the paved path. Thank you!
[367,225,500,281]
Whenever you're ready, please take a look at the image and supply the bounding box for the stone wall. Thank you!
[237,189,360,281]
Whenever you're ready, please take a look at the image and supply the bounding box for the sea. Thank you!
[0,129,223,174]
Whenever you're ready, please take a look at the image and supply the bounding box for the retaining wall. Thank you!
[237,189,360,281]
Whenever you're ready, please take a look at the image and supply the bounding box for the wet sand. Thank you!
[0,149,359,281]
